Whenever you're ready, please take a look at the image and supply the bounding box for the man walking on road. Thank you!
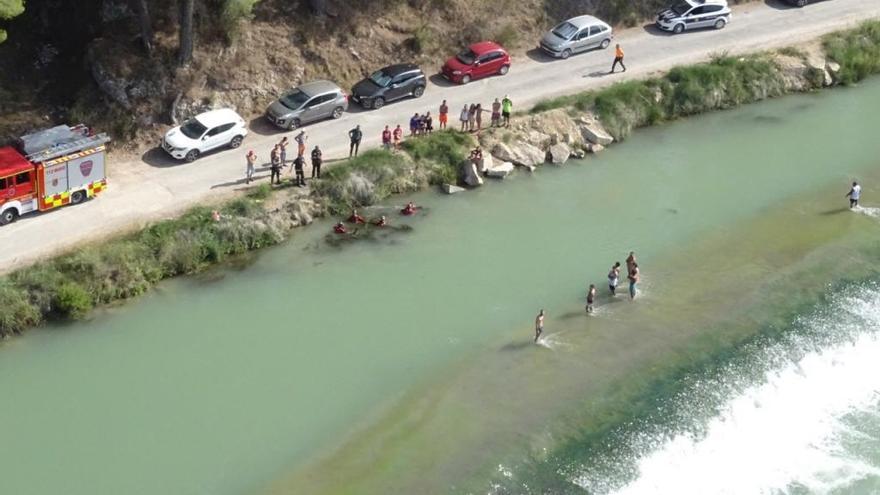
[501,95,513,128]
[245,150,257,184]
[311,145,323,179]
[348,125,363,157]
[611,44,626,73]
[439,100,449,130]
[846,180,861,208]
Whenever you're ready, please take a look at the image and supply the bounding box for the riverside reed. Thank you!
[3,21,880,338]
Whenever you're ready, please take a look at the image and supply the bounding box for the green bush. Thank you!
[823,21,880,85]
[221,0,261,43]
[0,283,41,336]
[53,283,93,319]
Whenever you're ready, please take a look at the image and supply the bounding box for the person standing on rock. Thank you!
[270,144,282,185]
[295,130,307,157]
[491,98,501,127]
[245,150,257,184]
[348,125,363,157]
[610,44,626,73]
[439,100,449,130]
[501,95,513,127]
[382,125,392,150]
[311,145,322,179]
[608,261,621,296]
[846,180,861,209]
[534,309,545,343]
[459,104,469,132]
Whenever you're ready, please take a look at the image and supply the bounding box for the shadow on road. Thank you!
[428,73,457,88]
[525,48,557,63]
[641,23,672,37]
[248,116,284,137]
[141,148,179,168]
[583,70,612,78]
[764,0,799,10]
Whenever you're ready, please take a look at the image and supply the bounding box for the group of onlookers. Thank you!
[246,130,322,186]
[456,95,513,133]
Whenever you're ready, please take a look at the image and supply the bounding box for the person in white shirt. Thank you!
[846,181,861,208]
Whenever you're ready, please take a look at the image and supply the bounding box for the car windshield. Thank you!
[551,22,578,40]
[456,49,477,65]
[671,1,692,15]
[368,70,392,87]
[279,89,310,110]
[179,119,208,139]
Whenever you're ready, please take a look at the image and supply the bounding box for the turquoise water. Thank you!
[3,80,880,495]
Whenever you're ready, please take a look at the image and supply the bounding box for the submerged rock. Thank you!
[442,183,466,194]
[486,162,515,179]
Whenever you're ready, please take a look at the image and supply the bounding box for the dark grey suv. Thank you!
[265,80,348,130]
[351,64,427,110]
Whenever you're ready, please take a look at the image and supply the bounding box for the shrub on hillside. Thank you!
[221,0,261,43]
[824,21,880,85]
[53,283,93,319]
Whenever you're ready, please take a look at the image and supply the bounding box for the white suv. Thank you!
[657,0,731,34]
[162,108,248,162]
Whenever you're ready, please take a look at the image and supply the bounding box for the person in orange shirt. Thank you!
[611,44,626,73]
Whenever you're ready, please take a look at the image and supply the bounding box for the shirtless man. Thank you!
[586,285,597,313]
[628,263,640,300]
[534,309,545,343]
[626,251,637,274]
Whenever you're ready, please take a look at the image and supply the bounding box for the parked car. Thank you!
[540,15,613,59]
[351,64,426,110]
[265,80,348,130]
[441,41,511,84]
[162,108,247,162]
[656,0,731,34]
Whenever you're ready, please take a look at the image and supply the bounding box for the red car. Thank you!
[441,41,511,84]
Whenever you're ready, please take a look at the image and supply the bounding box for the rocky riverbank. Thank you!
[2,21,879,340]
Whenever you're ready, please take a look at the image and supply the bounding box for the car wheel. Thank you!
[714,18,726,30]
[460,75,471,85]
[287,119,300,131]
[673,23,685,34]
[0,208,19,225]
[184,149,200,162]
[561,49,571,60]
[372,97,385,110]
[498,65,510,75]
[412,85,425,98]
[331,106,344,119]
[600,38,611,49]
[229,135,244,149]
[70,190,86,205]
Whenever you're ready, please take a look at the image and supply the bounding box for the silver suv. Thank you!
[540,15,613,59]
[657,0,731,34]
[265,80,348,130]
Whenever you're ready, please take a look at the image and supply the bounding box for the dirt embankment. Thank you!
[0,0,751,156]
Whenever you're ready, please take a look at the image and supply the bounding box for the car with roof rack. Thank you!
[350,64,427,110]
[656,0,731,34]
[265,80,348,130]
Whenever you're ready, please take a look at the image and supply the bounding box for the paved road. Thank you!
[2,0,879,273]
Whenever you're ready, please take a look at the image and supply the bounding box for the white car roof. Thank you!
[194,108,242,128]
[564,15,610,29]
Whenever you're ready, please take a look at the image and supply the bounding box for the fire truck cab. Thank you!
[0,124,110,225]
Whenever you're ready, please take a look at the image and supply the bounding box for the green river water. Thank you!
[4,80,880,495]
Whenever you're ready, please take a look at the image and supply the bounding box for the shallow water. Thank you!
[3,80,880,495]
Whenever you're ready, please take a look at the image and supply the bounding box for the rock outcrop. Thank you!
[486,162,515,179]
[548,142,571,164]
[460,161,483,187]
[492,141,545,168]
[578,116,614,146]
[442,183,466,194]
[475,154,494,175]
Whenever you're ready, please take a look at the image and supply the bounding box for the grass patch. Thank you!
[823,20,880,85]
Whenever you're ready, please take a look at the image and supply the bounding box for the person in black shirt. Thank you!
[311,145,323,179]
[293,155,306,187]
[348,125,362,157]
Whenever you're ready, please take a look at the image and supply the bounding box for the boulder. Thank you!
[520,109,583,147]
[492,141,545,168]
[442,183,466,194]
[774,54,811,91]
[460,161,483,187]
[578,118,614,145]
[548,142,572,164]
[826,61,841,83]
[587,143,605,153]
[475,154,494,175]
[486,162,515,179]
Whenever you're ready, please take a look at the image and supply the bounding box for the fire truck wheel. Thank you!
[229,135,244,149]
[185,150,200,162]
[0,208,19,225]
[71,190,87,205]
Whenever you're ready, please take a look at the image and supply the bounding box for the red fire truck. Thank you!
[0,124,110,225]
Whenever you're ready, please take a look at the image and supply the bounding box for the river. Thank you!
[3,79,880,495]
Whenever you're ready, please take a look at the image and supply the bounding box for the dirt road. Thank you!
[2,0,879,273]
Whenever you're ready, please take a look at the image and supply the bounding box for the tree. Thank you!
[178,0,194,67]
[130,0,154,54]
[0,0,25,44]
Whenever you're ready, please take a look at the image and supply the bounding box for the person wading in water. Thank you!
[608,261,621,296]
[846,180,861,208]
[534,309,545,343]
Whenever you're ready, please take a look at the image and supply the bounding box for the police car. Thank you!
[657,0,731,34]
